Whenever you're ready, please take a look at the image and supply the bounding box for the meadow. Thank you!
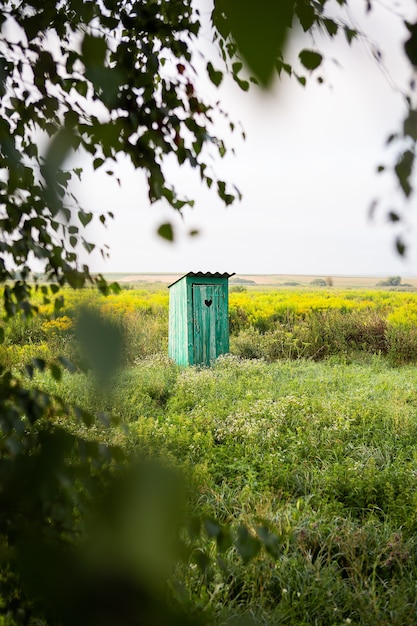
[3,283,417,624]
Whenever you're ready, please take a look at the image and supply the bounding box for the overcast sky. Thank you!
[73,0,417,277]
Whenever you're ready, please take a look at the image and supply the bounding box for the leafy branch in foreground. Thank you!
[1,0,417,624]
[0,1,247,620]
[0,0,240,315]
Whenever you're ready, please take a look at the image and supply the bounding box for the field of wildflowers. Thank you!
[4,283,417,623]
[228,288,417,364]
[4,284,417,366]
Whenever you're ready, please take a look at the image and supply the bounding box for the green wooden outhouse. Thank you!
[168,272,234,366]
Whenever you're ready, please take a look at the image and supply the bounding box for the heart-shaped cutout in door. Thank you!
[205,299,212,307]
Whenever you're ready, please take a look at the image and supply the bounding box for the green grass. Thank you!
[27,353,417,624]
[6,286,417,623]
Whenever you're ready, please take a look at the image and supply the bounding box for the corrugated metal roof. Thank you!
[168,272,235,288]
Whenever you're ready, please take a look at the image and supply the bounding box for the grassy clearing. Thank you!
[26,353,417,625]
[4,285,417,623]
[129,356,417,625]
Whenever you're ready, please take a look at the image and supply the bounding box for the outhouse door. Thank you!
[192,284,226,365]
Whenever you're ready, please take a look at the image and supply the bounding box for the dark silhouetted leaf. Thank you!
[395,150,414,197]
[405,22,417,67]
[299,49,323,71]
[32,358,46,372]
[157,223,174,241]
[396,236,406,256]
[25,363,34,378]
[50,363,62,382]
[235,525,261,563]
[81,34,107,67]
[295,2,316,32]
[207,61,223,86]
[256,526,281,558]
[323,19,338,36]
[213,0,294,86]
[78,210,93,227]
[345,26,358,44]
[194,550,210,573]
[388,211,400,222]
[403,109,417,140]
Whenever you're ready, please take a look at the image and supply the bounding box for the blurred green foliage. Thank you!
[1,0,417,623]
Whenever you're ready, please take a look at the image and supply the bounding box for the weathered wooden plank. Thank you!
[168,273,232,366]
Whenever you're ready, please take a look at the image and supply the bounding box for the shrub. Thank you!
[377,276,402,287]
[261,328,310,360]
[230,277,256,284]
[229,305,250,334]
[294,310,388,359]
[310,278,327,286]
[386,324,417,365]
[230,328,265,359]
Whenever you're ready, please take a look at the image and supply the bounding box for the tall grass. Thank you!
[3,285,417,366]
[134,356,417,625]
[6,284,417,623]
[28,354,417,624]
